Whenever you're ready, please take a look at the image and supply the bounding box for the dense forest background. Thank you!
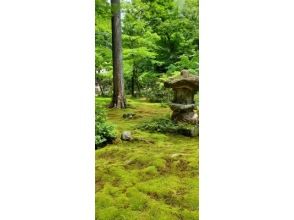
[96,0,199,102]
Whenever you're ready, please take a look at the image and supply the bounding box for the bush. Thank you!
[95,107,116,148]
[138,117,178,133]
[96,71,113,97]
[144,86,173,103]
[137,117,198,137]
[143,74,174,103]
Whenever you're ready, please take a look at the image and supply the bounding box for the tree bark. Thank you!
[109,0,126,108]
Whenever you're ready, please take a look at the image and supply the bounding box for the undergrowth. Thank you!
[95,106,116,148]
[137,117,198,137]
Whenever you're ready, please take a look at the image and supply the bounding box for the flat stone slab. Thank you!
[164,77,199,91]
[170,103,195,111]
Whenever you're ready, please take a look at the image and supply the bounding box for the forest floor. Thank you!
[95,97,199,220]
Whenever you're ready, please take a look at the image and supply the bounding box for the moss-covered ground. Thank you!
[96,97,199,220]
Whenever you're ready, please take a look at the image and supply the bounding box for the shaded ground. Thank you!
[96,97,199,220]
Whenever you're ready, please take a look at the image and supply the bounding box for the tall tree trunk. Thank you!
[109,0,126,108]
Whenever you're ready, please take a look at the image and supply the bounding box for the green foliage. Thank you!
[138,117,175,133]
[96,71,113,96]
[138,0,199,71]
[95,106,116,147]
[137,117,198,137]
[122,2,161,97]
[143,71,179,103]
[96,0,199,98]
[95,0,112,87]
[144,84,173,103]
[175,54,199,74]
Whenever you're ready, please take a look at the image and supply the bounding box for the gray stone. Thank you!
[181,69,190,78]
[121,131,133,141]
[122,113,136,119]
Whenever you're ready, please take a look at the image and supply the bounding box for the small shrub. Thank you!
[144,86,173,103]
[142,74,173,103]
[137,117,198,137]
[96,71,113,97]
[95,107,116,148]
[137,117,177,133]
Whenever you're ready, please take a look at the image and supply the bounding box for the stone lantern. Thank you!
[164,70,199,124]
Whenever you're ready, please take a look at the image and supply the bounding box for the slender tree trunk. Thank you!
[131,74,135,97]
[109,0,126,108]
[136,78,141,97]
[131,65,136,97]
[95,68,104,96]
[98,81,105,96]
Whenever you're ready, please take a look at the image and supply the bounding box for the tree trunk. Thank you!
[98,81,105,96]
[136,78,141,97]
[96,68,104,96]
[109,0,126,108]
[131,66,136,97]
[131,74,135,97]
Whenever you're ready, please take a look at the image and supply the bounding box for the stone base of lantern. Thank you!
[171,110,198,124]
[169,103,198,124]
[172,112,198,124]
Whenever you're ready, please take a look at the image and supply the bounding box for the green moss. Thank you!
[95,193,113,209]
[151,158,166,169]
[142,166,158,176]
[181,210,199,220]
[96,207,119,220]
[95,97,198,220]
[126,187,150,211]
